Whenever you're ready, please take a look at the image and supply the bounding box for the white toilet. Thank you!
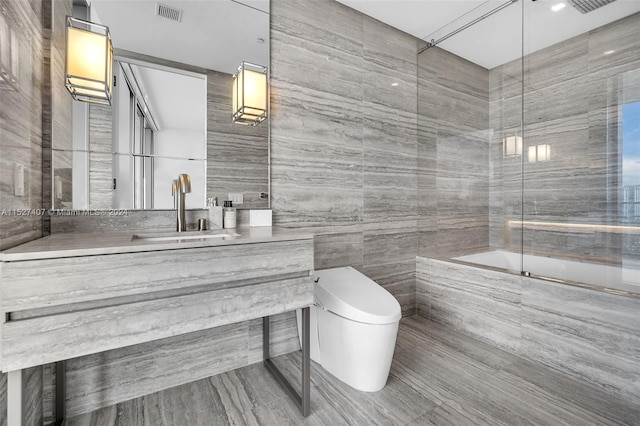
[297,266,402,392]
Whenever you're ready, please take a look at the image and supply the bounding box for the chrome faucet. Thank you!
[172,173,191,232]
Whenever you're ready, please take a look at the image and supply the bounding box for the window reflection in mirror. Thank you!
[114,59,206,210]
[52,59,206,210]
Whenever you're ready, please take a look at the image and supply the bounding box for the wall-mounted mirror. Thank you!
[50,0,270,210]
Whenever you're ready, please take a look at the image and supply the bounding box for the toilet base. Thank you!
[297,306,399,392]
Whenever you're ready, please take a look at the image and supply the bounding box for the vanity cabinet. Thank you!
[0,231,314,424]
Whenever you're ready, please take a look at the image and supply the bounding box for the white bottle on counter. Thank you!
[223,200,236,229]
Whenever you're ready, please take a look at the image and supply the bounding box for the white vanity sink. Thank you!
[132,229,240,242]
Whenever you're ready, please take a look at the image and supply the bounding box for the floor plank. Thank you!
[67,316,640,425]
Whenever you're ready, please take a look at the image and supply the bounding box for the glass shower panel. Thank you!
[488,35,525,273]
[522,4,640,293]
[417,0,524,272]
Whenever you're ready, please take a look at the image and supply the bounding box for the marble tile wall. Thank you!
[417,47,491,260]
[489,12,640,262]
[88,105,112,209]
[521,276,640,405]
[47,0,72,219]
[416,257,522,353]
[416,256,640,405]
[0,0,45,251]
[488,56,522,252]
[50,208,209,233]
[0,0,46,423]
[60,312,298,418]
[270,0,419,315]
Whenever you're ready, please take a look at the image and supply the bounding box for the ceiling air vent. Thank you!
[156,3,183,22]
[568,0,617,14]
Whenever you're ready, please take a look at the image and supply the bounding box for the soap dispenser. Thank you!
[207,197,223,229]
[223,200,237,229]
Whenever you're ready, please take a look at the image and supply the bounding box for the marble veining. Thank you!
[87,105,113,209]
[1,228,313,416]
[0,0,56,423]
[0,226,312,261]
[49,208,214,234]
[36,313,300,420]
[270,0,419,315]
[65,317,640,426]
[417,256,640,405]
[417,45,491,260]
[3,274,312,371]
[489,12,640,261]
[65,322,247,417]
[0,0,45,252]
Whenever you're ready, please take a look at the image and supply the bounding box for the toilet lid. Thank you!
[314,266,402,325]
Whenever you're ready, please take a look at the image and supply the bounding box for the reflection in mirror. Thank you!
[112,60,206,210]
[50,0,269,210]
[53,59,207,210]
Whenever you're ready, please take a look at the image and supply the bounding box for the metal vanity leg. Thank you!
[301,307,310,416]
[55,361,66,426]
[263,307,311,417]
[7,364,67,426]
[7,369,25,426]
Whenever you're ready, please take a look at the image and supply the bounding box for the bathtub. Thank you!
[416,253,640,405]
[454,250,640,295]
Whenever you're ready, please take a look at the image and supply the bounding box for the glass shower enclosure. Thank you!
[417,0,640,295]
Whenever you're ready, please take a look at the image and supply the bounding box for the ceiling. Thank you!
[89,0,640,72]
[90,0,640,73]
[87,0,640,133]
[90,0,269,74]
[336,0,640,69]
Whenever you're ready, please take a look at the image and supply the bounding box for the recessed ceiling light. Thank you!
[391,82,399,87]
[604,50,615,55]
[551,3,566,12]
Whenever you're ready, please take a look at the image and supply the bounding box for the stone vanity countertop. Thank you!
[0,227,313,261]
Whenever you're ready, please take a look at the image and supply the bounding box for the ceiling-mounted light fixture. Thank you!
[232,62,267,126]
[65,17,113,105]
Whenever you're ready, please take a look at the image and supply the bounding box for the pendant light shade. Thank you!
[232,62,267,126]
[65,17,113,105]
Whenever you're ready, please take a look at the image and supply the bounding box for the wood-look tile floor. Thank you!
[67,316,640,425]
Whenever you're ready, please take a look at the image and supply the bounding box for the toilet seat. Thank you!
[314,267,401,325]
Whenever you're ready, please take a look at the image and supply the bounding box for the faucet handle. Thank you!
[178,174,191,194]
[171,179,179,196]
[171,179,179,209]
